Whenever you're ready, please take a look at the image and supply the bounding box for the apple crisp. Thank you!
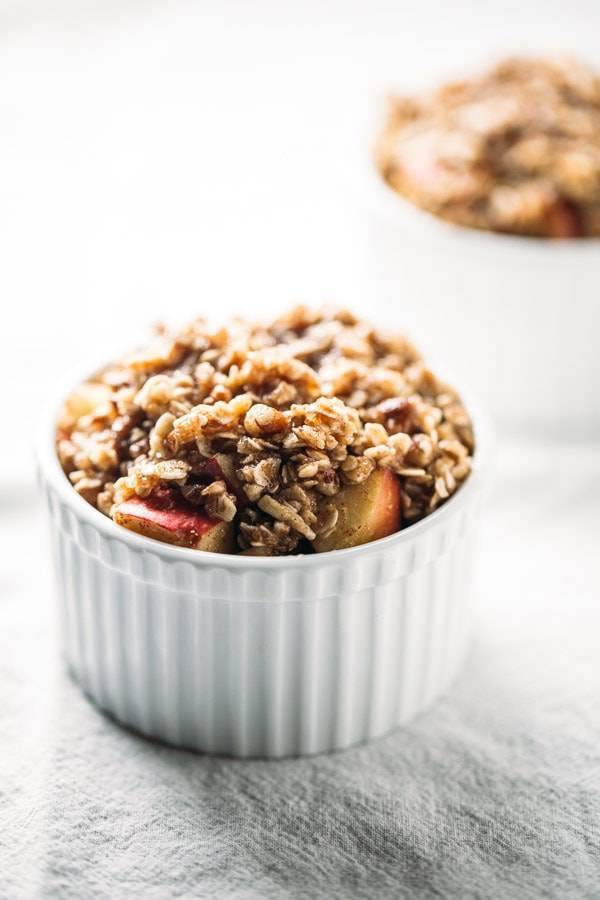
[57,307,474,555]
[377,57,600,237]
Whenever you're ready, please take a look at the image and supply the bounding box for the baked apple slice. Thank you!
[113,488,235,552]
[198,453,246,507]
[312,468,401,553]
[63,382,113,423]
[543,198,582,238]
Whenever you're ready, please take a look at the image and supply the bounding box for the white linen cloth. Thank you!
[2,439,600,899]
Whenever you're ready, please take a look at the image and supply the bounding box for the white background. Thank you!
[2,0,600,481]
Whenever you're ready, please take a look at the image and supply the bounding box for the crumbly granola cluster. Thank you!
[57,307,474,555]
[377,57,600,237]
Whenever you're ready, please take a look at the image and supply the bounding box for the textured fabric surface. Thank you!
[2,441,600,899]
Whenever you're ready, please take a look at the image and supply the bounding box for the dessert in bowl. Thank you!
[377,56,600,238]
[366,56,600,436]
[40,307,487,757]
[56,307,474,556]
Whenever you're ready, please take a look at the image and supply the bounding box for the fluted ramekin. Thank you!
[362,161,600,438]
[38,392,489,758]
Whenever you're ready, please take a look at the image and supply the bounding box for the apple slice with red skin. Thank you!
[312,468,401,553]
[197,453,247,507]
[113,486,235,552]
[543,198,582,238]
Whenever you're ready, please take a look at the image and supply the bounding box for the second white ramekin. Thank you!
[362,163,600,439]
[38,396,488,758]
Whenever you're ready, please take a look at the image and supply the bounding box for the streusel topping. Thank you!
[57,307,474,555]
[377,57,600,237]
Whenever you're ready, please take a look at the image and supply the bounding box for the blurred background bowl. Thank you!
[362,155,600,439]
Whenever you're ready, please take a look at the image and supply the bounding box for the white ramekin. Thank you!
[362,162,600,439]
[38,394,489,758]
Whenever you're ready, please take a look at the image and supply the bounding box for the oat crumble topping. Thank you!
[377,57,600,237]
[57,307,474,555]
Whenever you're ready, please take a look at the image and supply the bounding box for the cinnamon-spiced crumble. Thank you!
[57,307,474,555]
[377,57,600,237]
